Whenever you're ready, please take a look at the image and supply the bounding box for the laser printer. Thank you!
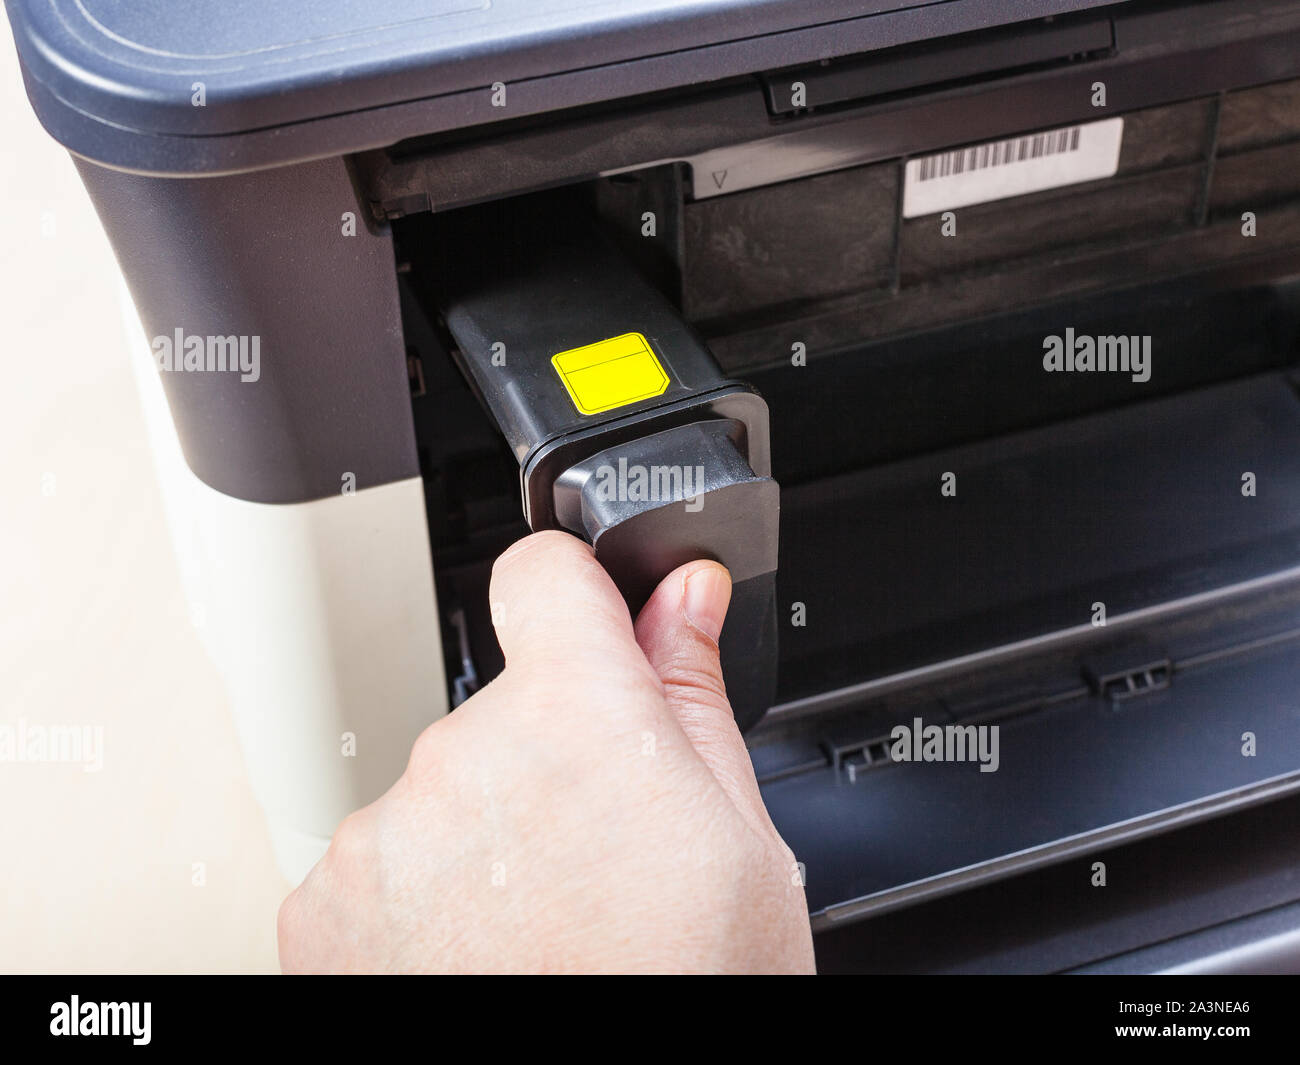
[10,0,1300,972]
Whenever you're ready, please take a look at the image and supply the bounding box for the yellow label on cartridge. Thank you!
[551,332,670,416]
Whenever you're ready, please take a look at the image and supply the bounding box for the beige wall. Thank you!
[0,20,287,973]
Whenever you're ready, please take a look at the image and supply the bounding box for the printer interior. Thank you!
[362,9,1300,968]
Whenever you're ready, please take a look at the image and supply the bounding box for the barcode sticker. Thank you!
[902,117,1124,218]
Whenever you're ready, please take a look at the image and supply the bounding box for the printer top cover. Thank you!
[6,0,1118,173]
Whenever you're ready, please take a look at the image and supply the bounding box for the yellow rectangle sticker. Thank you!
[551,332,670,416]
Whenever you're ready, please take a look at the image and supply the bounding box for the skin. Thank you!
[278,530,815,974]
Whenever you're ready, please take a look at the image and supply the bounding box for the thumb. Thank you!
[633,560,772,831]
[488,530,658,687]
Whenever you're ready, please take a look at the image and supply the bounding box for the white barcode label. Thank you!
[902,117,1124,218]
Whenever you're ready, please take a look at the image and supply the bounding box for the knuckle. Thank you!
[276,889,305,953]
[276,891,297,934]
[406,723,445,777]
[324,810,369,869]
[659,653,729,706]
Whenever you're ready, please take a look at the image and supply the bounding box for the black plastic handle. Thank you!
[553,420,780,730]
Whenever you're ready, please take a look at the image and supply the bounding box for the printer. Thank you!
[9,0,1300,972]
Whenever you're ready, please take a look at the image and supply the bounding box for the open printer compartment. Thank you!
[366,2,1300,971]
[19,0,1300,974]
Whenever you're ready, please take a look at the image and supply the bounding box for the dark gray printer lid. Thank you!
[6,0,1122,175]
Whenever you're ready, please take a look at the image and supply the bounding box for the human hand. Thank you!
[277,530,814,973]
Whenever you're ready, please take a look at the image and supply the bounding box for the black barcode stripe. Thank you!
[915,126,1085,182]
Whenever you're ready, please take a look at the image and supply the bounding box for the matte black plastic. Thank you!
[75,156,418,505]
[427,202,780,726]
[554,422,776,591]
[746,368,1300,926]
[429,201,740,470]
[772,372,1300,702]
[814,792,1300,973]
[761,11,1113,114]
[358,1,1300,218]
[5,0,1115,174]
[557,422,780,729]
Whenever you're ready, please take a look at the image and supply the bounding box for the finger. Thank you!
[487,530,656,686]
[633,560,774,833]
